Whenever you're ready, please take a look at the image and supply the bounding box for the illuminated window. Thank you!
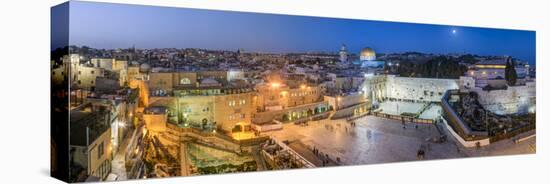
[180,78,191,85]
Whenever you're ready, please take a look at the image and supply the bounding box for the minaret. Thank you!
[339,44,348,63]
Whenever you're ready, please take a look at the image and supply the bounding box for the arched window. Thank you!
[180,78,191,85]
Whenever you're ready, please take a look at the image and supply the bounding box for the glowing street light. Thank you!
[270,82,281,88]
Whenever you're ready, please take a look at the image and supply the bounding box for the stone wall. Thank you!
[363,75,459,103]
[460,76,536,115]
[385,76,459,102]
[442,119,490,148]
[471,82,536,115]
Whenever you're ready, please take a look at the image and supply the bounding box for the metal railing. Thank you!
[372,112,434,124]
[270,138,315,168]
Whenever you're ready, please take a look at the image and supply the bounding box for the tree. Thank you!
[505,59,517,86]
[397,56,466,79]
[458,54,478,64]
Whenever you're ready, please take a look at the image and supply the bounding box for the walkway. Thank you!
[108,132,132,181]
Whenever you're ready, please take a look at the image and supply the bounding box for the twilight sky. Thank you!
[56,1,536,64]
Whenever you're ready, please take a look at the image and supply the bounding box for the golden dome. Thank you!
[360,47,375,57]
[360,47,376,61]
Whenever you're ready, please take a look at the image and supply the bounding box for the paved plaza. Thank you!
[265,115,535,166]
[265,116,466,165]
[456,131,536,157]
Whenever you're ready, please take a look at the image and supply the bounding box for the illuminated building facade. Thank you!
[174,86,256,134]
[69,103,113,182]
[466,59,530,82]
[255,82,323,111]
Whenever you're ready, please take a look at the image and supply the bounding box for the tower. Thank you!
[339,44,348,63]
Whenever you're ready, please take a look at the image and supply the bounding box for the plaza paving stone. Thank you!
[264,115,534,166]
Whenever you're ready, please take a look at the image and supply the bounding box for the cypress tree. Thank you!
[505,59,518,86]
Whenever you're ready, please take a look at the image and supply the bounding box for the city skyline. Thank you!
[55,1,535,64]
[51,2,537,182]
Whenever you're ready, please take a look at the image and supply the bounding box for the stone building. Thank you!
[69,103,112,182]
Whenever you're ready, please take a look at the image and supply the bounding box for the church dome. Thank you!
[360,47,376,61]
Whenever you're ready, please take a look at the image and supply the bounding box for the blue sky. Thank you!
[55,1,536,64]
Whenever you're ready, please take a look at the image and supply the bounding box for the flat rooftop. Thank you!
[70,104,110,146]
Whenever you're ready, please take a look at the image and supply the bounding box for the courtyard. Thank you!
[264,116,466,165]
[264,115,535,167]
